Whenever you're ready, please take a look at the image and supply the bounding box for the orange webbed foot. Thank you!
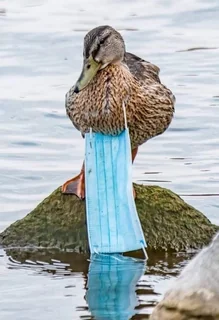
[62,163,85,199]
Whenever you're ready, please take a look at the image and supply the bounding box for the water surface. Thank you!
[0,0,219,319]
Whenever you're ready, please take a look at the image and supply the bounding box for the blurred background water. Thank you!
[0,0,219,319]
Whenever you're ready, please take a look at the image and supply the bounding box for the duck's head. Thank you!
[74,25,125,93]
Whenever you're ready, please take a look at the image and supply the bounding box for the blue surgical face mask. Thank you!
[85,128,147,255]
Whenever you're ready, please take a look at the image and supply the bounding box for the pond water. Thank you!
[0,0,219,319]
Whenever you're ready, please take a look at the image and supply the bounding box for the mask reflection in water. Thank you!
[86,253,146,320]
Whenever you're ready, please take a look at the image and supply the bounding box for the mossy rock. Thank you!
[0,184,218,252]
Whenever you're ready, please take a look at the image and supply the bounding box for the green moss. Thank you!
[134,184,218,251]
[0,184,218,252]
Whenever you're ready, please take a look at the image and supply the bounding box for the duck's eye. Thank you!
[99,39,105,45]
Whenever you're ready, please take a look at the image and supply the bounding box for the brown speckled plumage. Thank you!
[65,27,175,149]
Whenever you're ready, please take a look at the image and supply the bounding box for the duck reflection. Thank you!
[86,254,146,320]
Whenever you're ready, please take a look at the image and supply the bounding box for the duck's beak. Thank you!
[74,56,101,93]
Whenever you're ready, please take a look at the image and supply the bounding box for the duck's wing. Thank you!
[124,52,161,84]
[124,52,176,106]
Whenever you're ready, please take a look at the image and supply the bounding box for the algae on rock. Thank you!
[0,184,217,252]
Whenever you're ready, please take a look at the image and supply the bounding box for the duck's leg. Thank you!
[132,147,138,163]
[61,162,85,199]
[132,147,138,199]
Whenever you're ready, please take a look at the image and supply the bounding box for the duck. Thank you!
[62,25,175,199]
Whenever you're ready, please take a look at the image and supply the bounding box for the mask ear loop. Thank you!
[123,100,148,261]
[140,240,148,260]
[93,246,99,255]
[122,101,128,130]
[89,127,93,148]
